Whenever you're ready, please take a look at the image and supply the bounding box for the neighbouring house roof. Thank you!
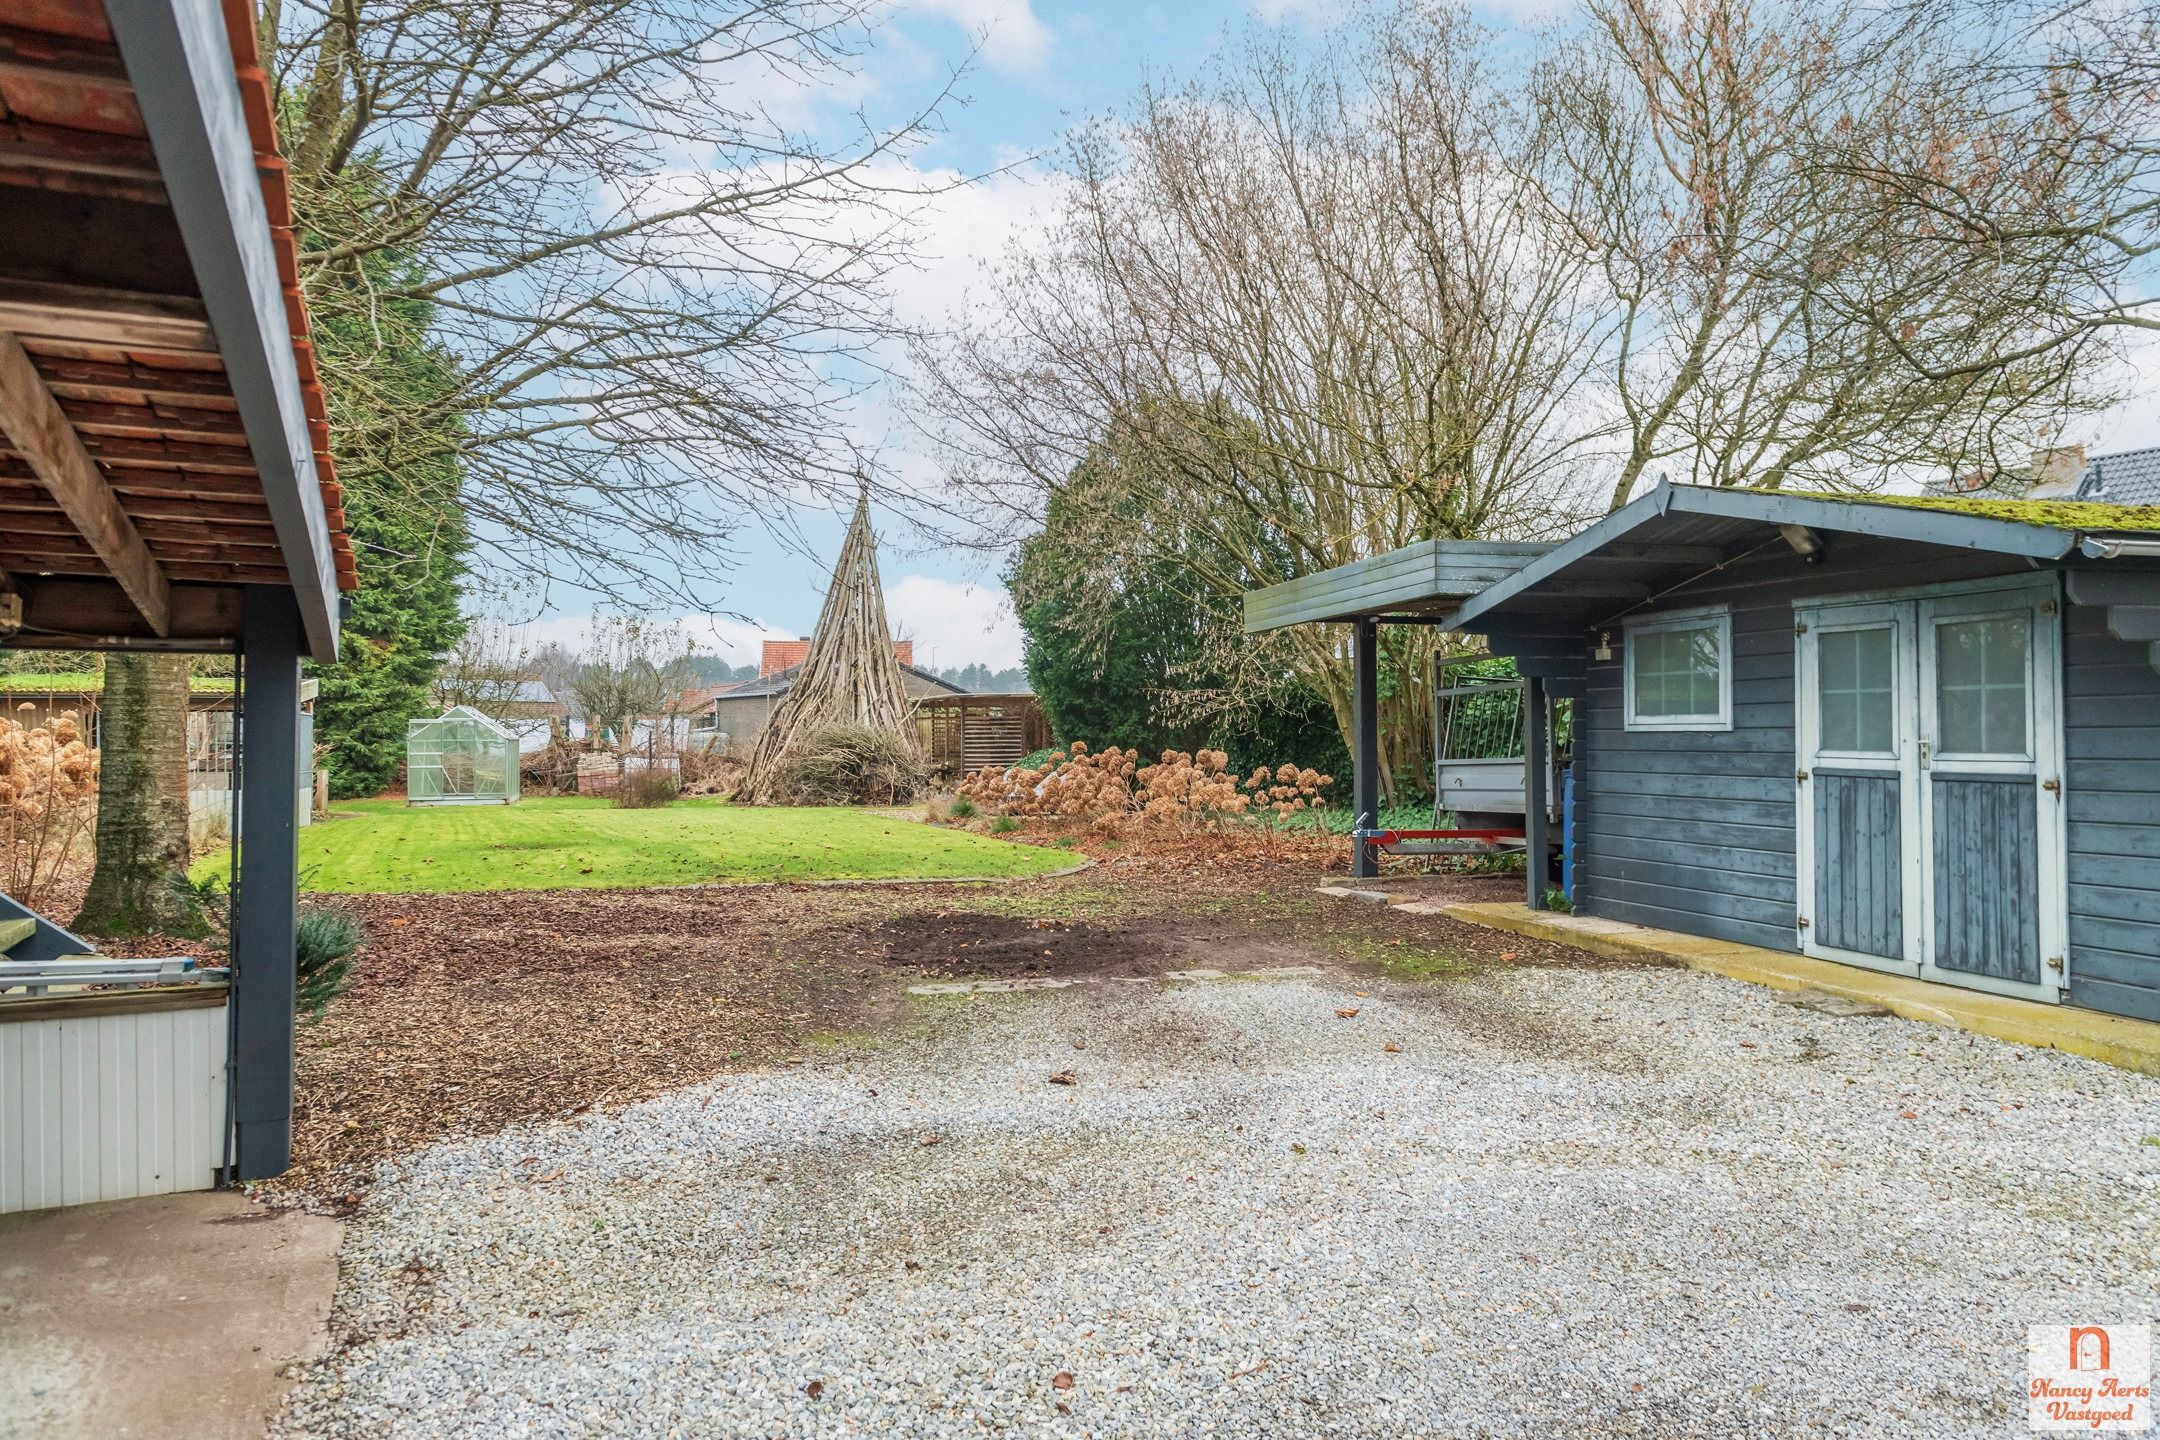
[757,636,915,677]
[0,0,354,659]
[502,678,558,706]
[711,659,968,701]
[2076,445,2160,507]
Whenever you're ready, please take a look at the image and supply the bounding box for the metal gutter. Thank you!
[106,0,342,662]
[2079,535,2160,560]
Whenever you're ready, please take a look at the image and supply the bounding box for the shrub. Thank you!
[295,903,363,1023]
[775,725,927,805]
[677,743,744,797]
[988,815,1020,834]
[0,707,98,910]
[613,769,680,808]
[946,796,977,820]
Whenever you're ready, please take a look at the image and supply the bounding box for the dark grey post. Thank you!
[1353,618,1380,879]
[234,587,302,1180]
[1523,672,1549,910]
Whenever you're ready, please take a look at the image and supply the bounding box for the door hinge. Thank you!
[1797,917,1810,929]
[1796,769,1810,782]
[2047,955,2065,972]
[2041,599,2058,616]
[2042,777,2061,794]
[1794,622,1807,635]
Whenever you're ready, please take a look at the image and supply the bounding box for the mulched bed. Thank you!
[19,830,1607,1210]
[853,910,1314,982]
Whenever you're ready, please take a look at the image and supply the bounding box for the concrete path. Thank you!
[0,1192,341,1440]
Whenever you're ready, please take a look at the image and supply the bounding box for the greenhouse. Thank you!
[406,706,521,805]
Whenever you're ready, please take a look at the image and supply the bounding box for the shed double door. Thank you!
[1795,578,2065,1003]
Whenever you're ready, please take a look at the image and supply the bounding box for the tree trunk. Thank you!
[74,655,207,937]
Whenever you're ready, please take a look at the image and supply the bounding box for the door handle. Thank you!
[1919,739,1930,771]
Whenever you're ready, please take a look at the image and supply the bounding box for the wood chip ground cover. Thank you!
[250,860,1580,1206]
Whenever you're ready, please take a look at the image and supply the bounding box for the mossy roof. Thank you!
[1846,494,2160,534]
[0,672,235,695]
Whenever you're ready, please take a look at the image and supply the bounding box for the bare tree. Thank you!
[269,0,961,601]
[432,622,536,716]
[571,617,696,764]
[915,3,1608,796]
[1532,0,2128,511]
[1810,0,2160,387]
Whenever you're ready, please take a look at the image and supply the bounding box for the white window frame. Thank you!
[1623,605,1734,732]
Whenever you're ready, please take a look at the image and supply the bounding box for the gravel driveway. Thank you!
[278,960,2160,1439]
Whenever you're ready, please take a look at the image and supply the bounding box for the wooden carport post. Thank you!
[1352,618,1380,879]
[233,586,302,1180]
[1523,673,1549,910]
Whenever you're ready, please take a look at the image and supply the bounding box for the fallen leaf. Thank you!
[1336,1008,1360,1019]
[1898,1110,1918,1119]
[1499,950,1519,962]
[386,917,411,929]
[804,1379,824,1400]
[1052,1371,1075,1392]
[1048,1070,1079,1086]
[530,1168,565,1184]
[920,1134,943,1147]
[1071,1039,1086,1051]
[1739,1041,1758,1049]
[1383,1042,1402,1054]
[1229,1359,1271,1380]
[1290,1142,1307,1154]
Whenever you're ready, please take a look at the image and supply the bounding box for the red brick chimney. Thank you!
[760,638,810,677]
[761,636,912,676]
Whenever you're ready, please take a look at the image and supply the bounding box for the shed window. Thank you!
[1625,608,1732,731]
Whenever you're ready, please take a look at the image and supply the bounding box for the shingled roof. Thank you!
[2077,445,2160,507]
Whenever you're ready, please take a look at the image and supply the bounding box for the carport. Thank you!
[1242,539,1554,886]
[0,0,355,1191]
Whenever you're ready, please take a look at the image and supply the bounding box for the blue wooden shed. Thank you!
[1258,484,2160,1022]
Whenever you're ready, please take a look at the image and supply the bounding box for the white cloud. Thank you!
[883,573,1024,670]
[907,0,1056,78]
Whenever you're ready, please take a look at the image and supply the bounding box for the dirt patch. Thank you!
[850,910,1302,981]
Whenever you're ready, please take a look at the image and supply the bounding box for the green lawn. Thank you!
[194,797,1077,893]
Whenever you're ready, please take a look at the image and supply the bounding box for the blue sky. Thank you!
[506,0,1301,668]
[502,0,2160,671]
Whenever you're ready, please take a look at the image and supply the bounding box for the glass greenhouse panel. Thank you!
[406,706,521,804]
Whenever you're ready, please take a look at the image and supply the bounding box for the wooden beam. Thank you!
[0,279,215,352]
[0,331,170,633]
[12,575,240,648]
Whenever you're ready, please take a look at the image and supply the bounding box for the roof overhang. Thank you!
[111,0,339,658]
[1242,540,1555,633]
[0,0,354,662]
[1446,484,2086,635]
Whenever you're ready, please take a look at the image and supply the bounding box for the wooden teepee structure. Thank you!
[738,491,917,802]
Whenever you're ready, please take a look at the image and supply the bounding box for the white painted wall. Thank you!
[0,995,228,1214]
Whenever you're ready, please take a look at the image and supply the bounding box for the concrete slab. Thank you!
[1444,901,2160,1078]
[0,1191,341,1440]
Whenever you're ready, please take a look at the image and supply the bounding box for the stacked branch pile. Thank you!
[738,495,922,803]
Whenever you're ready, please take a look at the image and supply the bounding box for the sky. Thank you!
[494,0,2160,674]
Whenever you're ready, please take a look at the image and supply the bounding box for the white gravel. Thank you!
[277,964,2160,1439]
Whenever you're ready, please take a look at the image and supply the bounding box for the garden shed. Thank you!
[1429,484,2160,1022]
[407,705,520,805]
